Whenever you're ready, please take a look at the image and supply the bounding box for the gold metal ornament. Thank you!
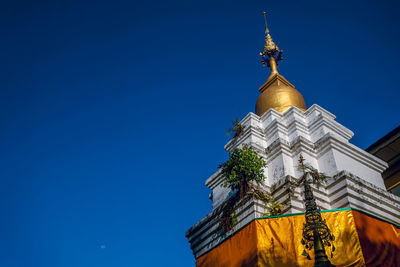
[256,12,306,116]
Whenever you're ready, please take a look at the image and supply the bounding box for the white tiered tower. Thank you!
[186,18,400,260]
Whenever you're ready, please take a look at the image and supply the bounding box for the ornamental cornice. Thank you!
[205,169,222,189]
[264,136,317,164]
[290,136,316,155]
[307,115,353,141]
[286,120,309,136]
[264,138,292,159]
[315,133,388,173]
[260,107,282,122]
[263,120,289,141]
[224,125,265,152]
[304,104,336,120]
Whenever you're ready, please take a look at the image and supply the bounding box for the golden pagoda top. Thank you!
[261,12,280,53]
[255,12,306,116]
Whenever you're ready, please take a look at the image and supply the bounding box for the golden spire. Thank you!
[264,11,269,34]
[255,12,306,116]
[261,12,280,56]
[259,12,283,80]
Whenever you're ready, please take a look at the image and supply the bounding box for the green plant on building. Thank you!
[218,144,289,232]
[226,118,244,139]
[219,144,266,198]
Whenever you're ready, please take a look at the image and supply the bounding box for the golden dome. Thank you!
[256,12,306,116]
[255,71,306,116]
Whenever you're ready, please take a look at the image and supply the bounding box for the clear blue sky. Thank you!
[1,0,399,266]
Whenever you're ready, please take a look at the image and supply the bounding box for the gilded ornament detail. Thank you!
[255,12,306,116]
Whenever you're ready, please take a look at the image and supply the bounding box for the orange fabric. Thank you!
[352,210,400,267]
[196,210,400,267]
[196,221,258,267]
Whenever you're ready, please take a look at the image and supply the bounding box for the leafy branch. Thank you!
[219,144,266,198]
[226,119,244,139]
[297,157,331,188]
[217,145,288,231]
[252,188,290,216]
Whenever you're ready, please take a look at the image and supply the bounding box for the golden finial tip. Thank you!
[263,12,269,34]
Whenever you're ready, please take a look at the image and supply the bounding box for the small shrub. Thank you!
[219,144,266,198]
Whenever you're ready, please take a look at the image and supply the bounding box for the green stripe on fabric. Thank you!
[256,207,352,220]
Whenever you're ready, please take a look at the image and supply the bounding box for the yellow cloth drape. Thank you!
[196,209,400,267]
[256,210,364,266]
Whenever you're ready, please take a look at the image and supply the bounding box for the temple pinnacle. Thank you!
[263,11,269,34]
[260,12,281,65]
[255,12,307,115]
